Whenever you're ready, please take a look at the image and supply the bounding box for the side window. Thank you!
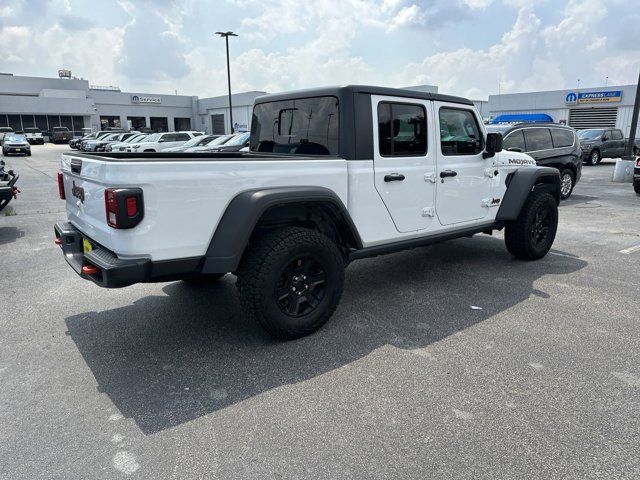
[550,128,574,148]
[439,108,482,155]
[503,130,526,151]
[161,134,175,142]
[174,133,190,141]
[523,128,553,151]
[612,130,623,140]
[378,102,427,156]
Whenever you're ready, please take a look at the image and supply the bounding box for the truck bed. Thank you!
[59,151,349,263]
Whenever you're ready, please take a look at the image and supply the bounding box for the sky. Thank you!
[0,0,638,100]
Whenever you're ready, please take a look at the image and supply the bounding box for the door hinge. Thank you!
[422,206,435,217]
[424,172,437,183]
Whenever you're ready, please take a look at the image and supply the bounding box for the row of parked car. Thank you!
[70,130,251,153]
[483,124,640,199]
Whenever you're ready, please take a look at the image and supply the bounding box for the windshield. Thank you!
[125,134,146,143]
[140,133,160,143]
[208,135,233,146]
[224,132,250,147]
[250,96,339,154]
[0,127,13,132]
[6,134,26,142]
[181,135,212,148]
[577,129,605,140]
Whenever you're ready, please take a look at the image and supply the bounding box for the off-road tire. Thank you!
[586,149,600,166]
[237,226,345,340]
[182,273,226,285]
[27,151,31,156]
[505,191,558,260]
[559,169,574,200]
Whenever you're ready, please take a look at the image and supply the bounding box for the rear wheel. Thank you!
[559,169,574,200]
[237,226,345,340]
[587,150,600,166]
[505,191,558,260]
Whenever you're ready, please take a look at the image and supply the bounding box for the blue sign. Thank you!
[565,90,622,105]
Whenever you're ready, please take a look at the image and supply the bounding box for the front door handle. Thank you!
[440,170,458,178]
[384,173,405,182]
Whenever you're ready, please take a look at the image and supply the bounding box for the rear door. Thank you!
[611,129,626,156]
[372,95,436,233]
[434,103,491,225]
[601,130,618,157]
[523,127,554,164]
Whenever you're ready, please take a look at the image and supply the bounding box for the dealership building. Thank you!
[0,72,265,137]
[1,72,637,139]
[488,84,639,136]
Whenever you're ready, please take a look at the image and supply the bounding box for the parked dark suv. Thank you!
[486,123,582,200]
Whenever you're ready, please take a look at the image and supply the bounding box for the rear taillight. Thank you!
[104,187,144,229]
[57,172,65,199]
[636,158,640,167]
[105,189,119,228]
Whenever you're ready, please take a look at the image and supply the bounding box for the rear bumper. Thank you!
[54,222,204,288]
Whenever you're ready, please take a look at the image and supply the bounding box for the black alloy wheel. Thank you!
[276,255,327,317]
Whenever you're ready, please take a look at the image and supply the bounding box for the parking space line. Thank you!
[620,244,640,255]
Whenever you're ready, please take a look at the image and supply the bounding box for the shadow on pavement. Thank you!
[65,235,587,434]
[0,226,24,246]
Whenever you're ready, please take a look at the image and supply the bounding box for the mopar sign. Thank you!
[565,90,622,105]
[131,95,161,104]
[565,92,578,105]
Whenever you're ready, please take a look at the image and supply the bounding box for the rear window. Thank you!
[25,128,41,133]
[378,102,427,156]
[523,128,552,151]
[250,96,339,155]
[550,128,574,148]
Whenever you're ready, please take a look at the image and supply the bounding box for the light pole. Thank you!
[215,31,238,134]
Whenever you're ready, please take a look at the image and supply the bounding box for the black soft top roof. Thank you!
[254,85,473,106]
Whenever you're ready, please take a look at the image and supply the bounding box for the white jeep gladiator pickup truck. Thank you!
[55,85,560,339]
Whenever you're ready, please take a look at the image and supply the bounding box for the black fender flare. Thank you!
[201,186,361,274]
[495,167,560,222]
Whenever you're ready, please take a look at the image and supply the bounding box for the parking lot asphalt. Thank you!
[1,143,640,479]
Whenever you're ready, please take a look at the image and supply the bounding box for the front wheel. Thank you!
[237,227,345,340]
[505,191,558,260]
[634,183,640,195]
[586,150,600,166]
[559,169,575,200]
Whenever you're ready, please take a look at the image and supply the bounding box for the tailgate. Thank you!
[60,154,113,249]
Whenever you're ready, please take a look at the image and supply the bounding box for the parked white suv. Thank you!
[127,131,203,152]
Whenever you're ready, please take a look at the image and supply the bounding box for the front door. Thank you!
[372,95,437,233]
[434,103,492,225]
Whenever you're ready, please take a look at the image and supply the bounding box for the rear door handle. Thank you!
[440,170,458,178]
[384,173,405,182]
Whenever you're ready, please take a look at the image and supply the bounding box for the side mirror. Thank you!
[602,135,608,141]
[483,132,503,158]
[158,138,166,143]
